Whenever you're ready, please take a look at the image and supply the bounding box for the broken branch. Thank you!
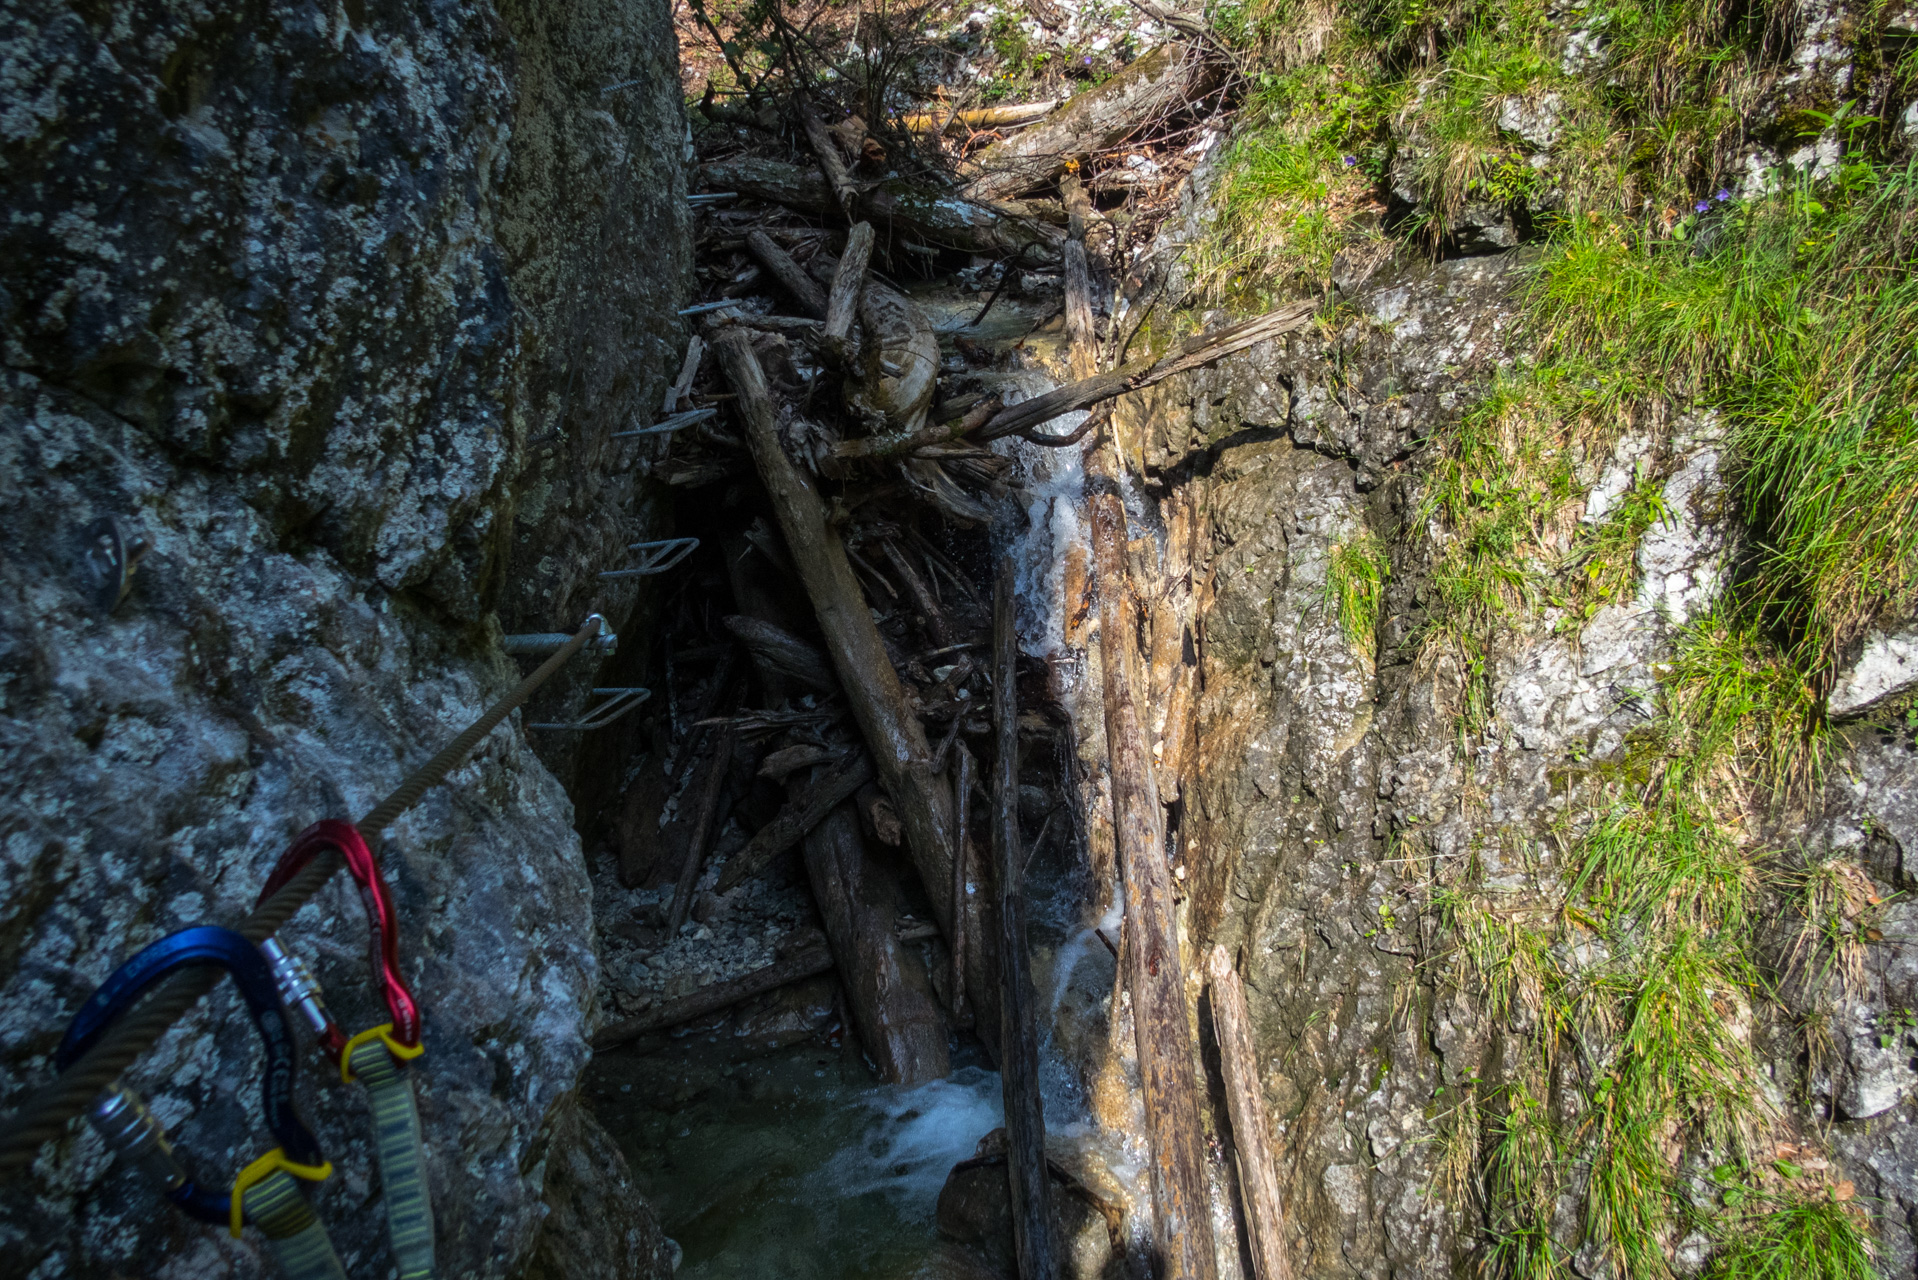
[591,945,834,1049]
[715,751,876,892]
[977,301,1317,442]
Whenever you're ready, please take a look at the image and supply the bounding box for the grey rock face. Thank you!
[0,0,689,1275]
[1830,626,1918,718]
[1122,240,1910,1274]
[1497,93,1564,150]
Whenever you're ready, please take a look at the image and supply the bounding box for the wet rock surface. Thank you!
[0,0,690,1274]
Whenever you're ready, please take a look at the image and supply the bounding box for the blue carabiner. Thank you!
[58,925,328,1225]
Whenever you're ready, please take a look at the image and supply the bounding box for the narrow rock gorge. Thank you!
[4,0,1917,1276]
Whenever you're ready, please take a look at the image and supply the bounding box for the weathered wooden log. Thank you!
[823,221,876,363]
[848,281,940,435]
[1062,177,1098,383]
[962,45,1220,202]
[591,945,835,1050]
[977,301,1318,441]
[668,725,738,934]
[700,158,1063,258]
[1088,469,1215,1278]
[797,95,861,220]
[1207,946,1292,1280]
[722,614,837,692]
[664,336,706,415]
[716,751,875,892]
[994,556,1057,1280]
[747,229,830,318]
[1076,197,1216,1273]
[900,100,1060,132]
[804,802,951,1083]
[883,539,954,648]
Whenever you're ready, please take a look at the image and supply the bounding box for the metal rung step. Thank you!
[598,536,699,579]
[613,407,716,439]
[530,687,652,731]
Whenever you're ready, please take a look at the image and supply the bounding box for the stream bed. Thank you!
[588,1032,1004,1279]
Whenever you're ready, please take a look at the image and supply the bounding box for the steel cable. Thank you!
[0,619,600,1177]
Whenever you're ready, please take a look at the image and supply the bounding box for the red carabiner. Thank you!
[258,820,421,1056]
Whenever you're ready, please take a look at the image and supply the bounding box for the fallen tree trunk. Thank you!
[797,94,860,220]
[712,328,1001,1050]
[747,229,830,318]
[591,945,835,1050]
[994,556,1057,1280]
[700,159,1063,259]
[978,300,1317,441]
[716,751,876,892]
[900,100,1060,132]
[962,45,1221,202]
[804,802,951,1084]
[1073,189,1216,1279]
[722,614,837,692]
[1208,946,1292,1280]
[667,724,737,933]
[822,221,875,364]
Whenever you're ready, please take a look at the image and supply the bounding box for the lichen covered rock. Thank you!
[0,0,691,1274]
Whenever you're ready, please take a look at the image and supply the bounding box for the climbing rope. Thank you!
[0,616,603,1178]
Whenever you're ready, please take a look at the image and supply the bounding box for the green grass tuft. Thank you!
[1325,530,1392,659]
[1709,1197,1877,1280]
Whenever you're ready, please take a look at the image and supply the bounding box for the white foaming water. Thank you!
[823,1066,1006,1214]
[991,365,1088,661]
[1045,889,1124,1024]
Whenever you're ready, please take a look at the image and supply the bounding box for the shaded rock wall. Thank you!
[0,0,690,1274]
[1098,247,1918,1275]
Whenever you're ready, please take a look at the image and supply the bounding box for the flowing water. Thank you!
[589,1034,1004,1278]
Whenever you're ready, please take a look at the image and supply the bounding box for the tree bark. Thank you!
[591,945,835,1050]
[804,802,951,1084]
[994,556,1056,1280]
[1207,946,1292,1280]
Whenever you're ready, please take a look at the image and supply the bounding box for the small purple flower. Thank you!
[1716,188,1733,201]
[1083,55,1092,64]
[1694,200,1710,213]
[1342,154,1357,167]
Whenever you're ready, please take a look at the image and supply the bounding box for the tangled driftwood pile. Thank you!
[602,33,1312,1277]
